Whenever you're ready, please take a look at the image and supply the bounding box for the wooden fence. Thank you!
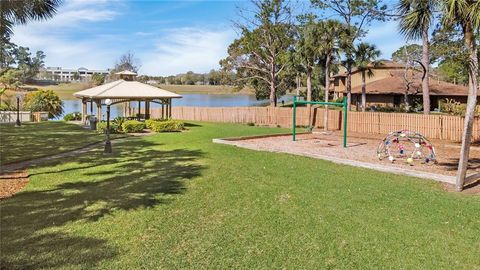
[150,106,480,142]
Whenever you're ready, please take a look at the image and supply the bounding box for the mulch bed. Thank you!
[0,169,29,200]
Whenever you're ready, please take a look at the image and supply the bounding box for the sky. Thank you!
[11,0,408,76]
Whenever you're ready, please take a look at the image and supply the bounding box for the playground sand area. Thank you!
[215,131,480,184]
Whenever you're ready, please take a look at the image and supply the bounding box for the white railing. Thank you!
[0,111,48,123]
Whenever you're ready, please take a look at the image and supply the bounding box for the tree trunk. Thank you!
[270,62,277,107]
[421,28,431,114]
[306,67,312,127]
[324,53,331,131]
[346,61,352,111]
[456,24,478,191]
[361,70,367,112]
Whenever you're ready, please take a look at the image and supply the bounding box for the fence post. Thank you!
[292,96,297,141]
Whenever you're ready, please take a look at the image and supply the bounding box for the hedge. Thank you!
[149,119,184,132]
[121,120,145,133]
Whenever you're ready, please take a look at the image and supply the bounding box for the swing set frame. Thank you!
[292,96,348,148]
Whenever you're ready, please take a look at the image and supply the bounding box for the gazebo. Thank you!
[73,71,182,124]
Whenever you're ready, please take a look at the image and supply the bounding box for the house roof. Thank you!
[348,72,470,96]
[73,80,182,99]
[332,60,406,78]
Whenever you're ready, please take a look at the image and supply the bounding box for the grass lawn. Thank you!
[0,121,122,165]
[1,122,479,269]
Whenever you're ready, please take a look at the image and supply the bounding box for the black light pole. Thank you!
[104,99,112,153]
[15,93,21,127]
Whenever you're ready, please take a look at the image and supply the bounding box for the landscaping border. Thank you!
[213,134,459,184]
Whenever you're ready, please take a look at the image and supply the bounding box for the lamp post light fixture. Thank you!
[104,98,112,154]
[15,93,21,127]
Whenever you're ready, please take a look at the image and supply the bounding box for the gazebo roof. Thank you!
[73,80,182,99]
[115,70,137,76]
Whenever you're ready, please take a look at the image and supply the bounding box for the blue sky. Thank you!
[12,0,407,76]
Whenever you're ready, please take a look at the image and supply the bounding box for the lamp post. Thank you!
[104,99,112,153]
[15,93,21,127]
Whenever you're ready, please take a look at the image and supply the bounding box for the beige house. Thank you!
[330,60,471,110]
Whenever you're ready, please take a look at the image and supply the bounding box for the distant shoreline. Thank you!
[22,82,255,97]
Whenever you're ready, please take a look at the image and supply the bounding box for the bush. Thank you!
[149,119,184,132]
[113,116,126,127]
[96,121,120,134]
[63,112,82,121]
[23,89,63,119]
[121,120,145,133]
[145,118,163,129]
[440,98,480,116]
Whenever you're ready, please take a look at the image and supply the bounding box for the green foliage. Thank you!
[149,119,184,132]
[23,89,63,118]
[391,44,423,65]
[439,98,480,116]
[96,121,121,134]
[145,118,163,129]
[354,42,381,77]
[121,120,145,133]
[63,112,82,121]
[113,116,126,128]
[0,68,22,89]
[221,0,295,105]
[91,73,105,86]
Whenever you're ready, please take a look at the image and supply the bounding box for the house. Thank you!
[330,60,472,110]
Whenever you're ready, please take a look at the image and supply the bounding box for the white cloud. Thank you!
[139,27,236,76]
[10,0,236,75]
[10,0,123,70]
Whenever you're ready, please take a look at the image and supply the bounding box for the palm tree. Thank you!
[439,0,480,191]
[0,0,62,38]
[295,15,324,126]
[318,19,343,130]
[397,0,436,114]
[354,43,381,112]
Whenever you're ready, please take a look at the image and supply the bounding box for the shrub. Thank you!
[145,118,161,129]
[149,119,184,132]
[440,98,480,116]
[113,116,126,127]
[23,89,63,118]
[121,120,145,133]
[96,121,120,134]
[63,112,82,121]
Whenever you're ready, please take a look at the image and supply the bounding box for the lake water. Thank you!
[60,93,293,120]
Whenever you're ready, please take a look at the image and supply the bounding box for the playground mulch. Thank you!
[0,169,29,200]
[221,131,480,182]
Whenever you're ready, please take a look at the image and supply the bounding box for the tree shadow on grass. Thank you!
[1,138,205,269]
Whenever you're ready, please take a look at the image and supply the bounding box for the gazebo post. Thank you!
[96,99,102,121]
[82,98,87,125]
[168,98,172,118]
[137,100,141,120]
[161,101,165,119]
[145,99,150,120]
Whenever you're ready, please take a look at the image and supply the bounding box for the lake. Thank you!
[60,93,293,119]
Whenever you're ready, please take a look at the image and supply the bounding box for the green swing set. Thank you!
[291,96,348,148]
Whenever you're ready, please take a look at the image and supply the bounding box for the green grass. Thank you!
[0,121,123,165]
[1,122,479,269]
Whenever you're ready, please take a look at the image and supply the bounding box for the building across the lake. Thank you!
[39,67,112,82]
[330,60,474,110]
